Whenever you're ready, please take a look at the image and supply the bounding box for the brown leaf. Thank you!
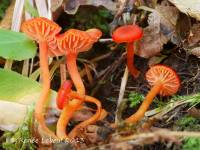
[187,107,200,119]
[188,23,200,46]
[135,25,168,58]
[83,125,112,144]
[136,5,179,58]
[63,0,117,15]
[189,47,200,58]
[148,55,167,66]
[184,23,200,57]
[71,108,93,122]
[51,0,63,12]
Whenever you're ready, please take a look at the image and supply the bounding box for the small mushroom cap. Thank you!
[56,80,72,110]
[146,65,180,96]
[47,37,65,57]
[21,17,61,42]
[56,28,102,55]
[112,25,143,43]
[86,28,102,42]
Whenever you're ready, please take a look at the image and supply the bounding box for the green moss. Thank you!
[182,137,200,150]
[174,116,200,150]
[175,116,200,131]
[1,105,36,150]
[128,91,144,108]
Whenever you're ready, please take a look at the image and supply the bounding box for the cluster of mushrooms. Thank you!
[21,17,181,141]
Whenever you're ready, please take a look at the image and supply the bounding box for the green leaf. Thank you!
[0,29,37,61]
[0,68,57,131]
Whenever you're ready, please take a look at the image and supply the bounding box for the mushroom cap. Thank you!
[112,25,143,43]
[47,37,65,57]
[56,28,102,55]
[86,28,102,42]
[21,17,61,42]
[56,80,72,109]
[146,65,180,96]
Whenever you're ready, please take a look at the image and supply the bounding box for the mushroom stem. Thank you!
[56,92,102,139]
[35,41,57,138]
[68,94,102,138]
[66,53,85,94]
[127,42,140,78]
[56,53,86,139]
[125,82,162,123]
[56,104,77,139]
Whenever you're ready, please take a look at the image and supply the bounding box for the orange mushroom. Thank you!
[56,80,102,139]
[126,65,180,123]
[55,29,102,139]
[56,28,102,94]
[21,17,61,138]
[112,25,143,78]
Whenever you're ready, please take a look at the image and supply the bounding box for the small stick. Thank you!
[115,66,129,124]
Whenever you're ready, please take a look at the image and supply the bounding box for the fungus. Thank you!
[55,29,102,139]
[126,65,180,123]
[56,80,102,139]
[112,25,143,78]
[21,17,61,138]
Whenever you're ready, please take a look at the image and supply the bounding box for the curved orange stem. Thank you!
[125,83,162,123]
[35,41,57,138]
[127,42,140,78]
[56,53,86,139]
[68,93,102,138]
[56,91,102,139]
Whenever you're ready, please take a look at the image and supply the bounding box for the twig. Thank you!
[60,63,67,85]
[120,130,200,142]
[115,66,129,123]
[87,129,200,150]
[99,38,113,42]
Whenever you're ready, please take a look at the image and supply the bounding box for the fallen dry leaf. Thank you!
[51,0,63,12]
[148,55,167,66]
[189,47,200,58]
[135,5,179,58]
[169,0,200,21]
[71,109,93,122]
[184,23,200,58]
[187,107,200,119]
[85,125,112,143]
[63,0,117,15]
[188,23,200,46]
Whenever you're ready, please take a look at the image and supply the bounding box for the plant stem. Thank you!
[126,83,162,123]
[127,42,140,78]
[4,59,13,70]
[35,41,57,138]
[56,104,77,139]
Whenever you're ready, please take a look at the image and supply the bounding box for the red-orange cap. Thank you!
[86,28,102,42]
[112,25,143,43]
[47,37,65,57]
[21,17,61,42]
[56,28,102,55]
[146,65,180,96]
[56,80,72,109]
